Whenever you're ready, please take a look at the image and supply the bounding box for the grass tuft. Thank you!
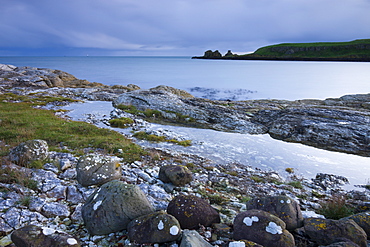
[317,194,354,220]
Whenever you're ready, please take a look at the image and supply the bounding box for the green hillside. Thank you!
[248,39,370,59]
[193,39,370,61]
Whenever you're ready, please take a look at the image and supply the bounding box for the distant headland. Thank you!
[192,39,370,62]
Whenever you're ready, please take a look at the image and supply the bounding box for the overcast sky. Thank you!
[1,0,369,56]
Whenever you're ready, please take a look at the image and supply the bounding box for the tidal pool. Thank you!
[63,101,370,189]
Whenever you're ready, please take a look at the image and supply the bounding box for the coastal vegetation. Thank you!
[193,39,370,61]
[133,131,192,146]
[0,93,145,162]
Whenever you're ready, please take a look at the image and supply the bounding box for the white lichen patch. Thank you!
[67,238,78,245]
[280,200,285,203]
[93,200,102,210]
[286,199,291,203]
[266,222,283,235]
[170,225,179,235]
[243,216,259,226]
[158,220,164,230]
[42,227,56,235]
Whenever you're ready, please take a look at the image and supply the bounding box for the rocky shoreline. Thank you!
[1,64,370,247]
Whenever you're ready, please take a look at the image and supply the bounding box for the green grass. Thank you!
[248,39,370,59]
[108,117,134,128]
[317,195,354,220]
[0,94,145,162]
[133,131,192,147]
[287,181,303,189]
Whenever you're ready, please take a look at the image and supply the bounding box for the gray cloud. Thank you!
[1,0,369,55]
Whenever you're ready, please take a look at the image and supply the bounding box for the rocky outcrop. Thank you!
[251,107,370,156]
[113,87,370,156]
[202,50,222,59]
[113,86,267,134]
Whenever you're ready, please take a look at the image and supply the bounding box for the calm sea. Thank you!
[0,56,369,100]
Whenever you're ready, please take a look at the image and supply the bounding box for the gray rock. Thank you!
[233,209,295,247]
[76,154,122,186]
[252,107,370,156]
[245,195,303,230]
[312,173,349,190]
[0,64,17,71]
[180,229,212,247]
[304,217,367,247]
[159,165,193,186]
[11,225,80,247]
[8,139,49,166]
[42,202,70,218]
[113,86,267,134]
[167,194,220,230]
[127,211,181,244]
[66,185,84,204]
[82,180,155,235]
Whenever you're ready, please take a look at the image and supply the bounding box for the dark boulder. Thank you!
[245,195,303,230]
[342,212,370,238]
[127,211,181,244]
[304,217,367,247]
[233,209,295,247]
[167,194,220,229]
[11,225,80,247]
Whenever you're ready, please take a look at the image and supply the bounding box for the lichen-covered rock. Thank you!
[127,211,181,244]
[233,209,295,247]
[82,180,155,235]
[245,195,303,230]
[8,139,49,166]
[324,241,364,247]
[179,229,212,247]
[167,194,220,230]
[11,225,80,247]
[76,154,122,186]
[304,217,367,247]
[343,212,370,238]
[158,165,193,186]
[41,202,70,218]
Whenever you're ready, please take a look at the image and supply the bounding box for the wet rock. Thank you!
[245,195,303,230]
[342,212,370,238]
[82,180,155,235]
[233,209,295,247]
[127,211,181,244]
[251,108,370,156]
[159,165,193,186]
[167,194,220,230]
[11,224,80,247]
[76,154,122,186]
[179,229,212,247]
[312,173,349,190]
[304,217,367,247]
[8,139,49,166]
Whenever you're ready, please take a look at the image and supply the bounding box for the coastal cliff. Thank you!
[193,39,370,62]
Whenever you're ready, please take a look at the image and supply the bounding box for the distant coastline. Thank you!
[192,39,370,62]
